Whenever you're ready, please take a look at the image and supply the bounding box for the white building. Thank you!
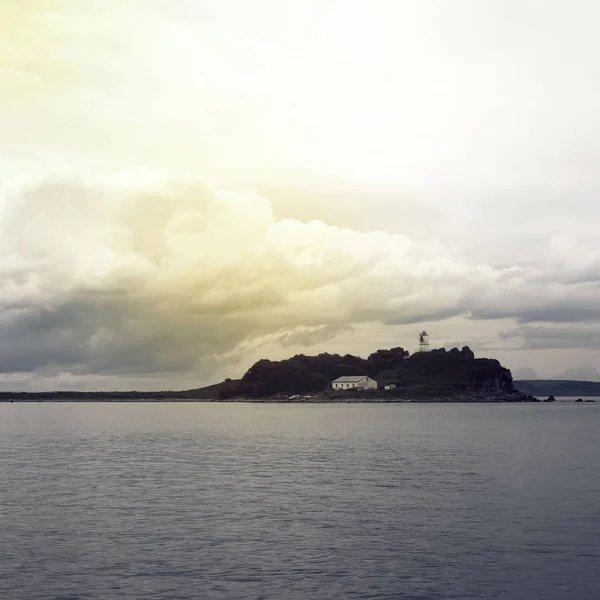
[332,375,378,390]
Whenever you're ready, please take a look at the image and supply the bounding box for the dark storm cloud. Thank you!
[0,289,281,376]
[471,303,600,325]
[500,324,600,351]
[465,277,600,325]
[516,305,600,325]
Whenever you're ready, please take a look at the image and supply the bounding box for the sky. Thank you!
[2,0,600,390]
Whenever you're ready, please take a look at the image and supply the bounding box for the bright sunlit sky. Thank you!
[2,0,600,390]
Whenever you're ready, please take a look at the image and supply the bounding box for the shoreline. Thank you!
[0,399,587,403]
[1,391,594,403]
[0,394,548,403]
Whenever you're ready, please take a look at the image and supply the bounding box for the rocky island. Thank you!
[0,346,543,402]
[190,346,538,403]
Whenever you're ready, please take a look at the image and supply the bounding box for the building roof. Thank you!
[332,375,371,382]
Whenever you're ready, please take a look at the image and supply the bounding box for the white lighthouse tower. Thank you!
[418,331,430,352]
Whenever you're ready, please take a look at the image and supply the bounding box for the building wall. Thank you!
[362,378,378,390]
[333,378,377,390]
[333,381,355,389]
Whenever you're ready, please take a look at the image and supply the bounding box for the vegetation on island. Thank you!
[214,345,516,399]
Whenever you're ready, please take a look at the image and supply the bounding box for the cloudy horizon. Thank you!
[2,0,600,391]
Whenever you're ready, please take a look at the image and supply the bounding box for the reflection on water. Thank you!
[1,402,599,599]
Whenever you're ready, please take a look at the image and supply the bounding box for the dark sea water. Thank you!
[1,401,599,600]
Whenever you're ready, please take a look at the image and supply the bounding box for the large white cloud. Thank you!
[1,168,599,388]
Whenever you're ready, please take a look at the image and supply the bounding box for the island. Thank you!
[200,345,539,402]
[0,345,543,402]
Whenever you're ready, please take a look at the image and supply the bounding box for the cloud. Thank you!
[553,364,600,382]
[0,169,475,381]
[499,324,600,351]
[513,367,539,380]
[2,167,600,388]
[276,324,354,348]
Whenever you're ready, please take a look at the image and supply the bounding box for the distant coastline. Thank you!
[0,388,595,403]
[514,379,600,397]
[3,375,600,404]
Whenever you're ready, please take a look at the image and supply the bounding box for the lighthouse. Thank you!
[418,331,430,352]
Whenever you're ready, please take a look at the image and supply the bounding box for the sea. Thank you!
[1,400,599,600]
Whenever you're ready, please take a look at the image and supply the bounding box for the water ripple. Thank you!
[1,402,599,599]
